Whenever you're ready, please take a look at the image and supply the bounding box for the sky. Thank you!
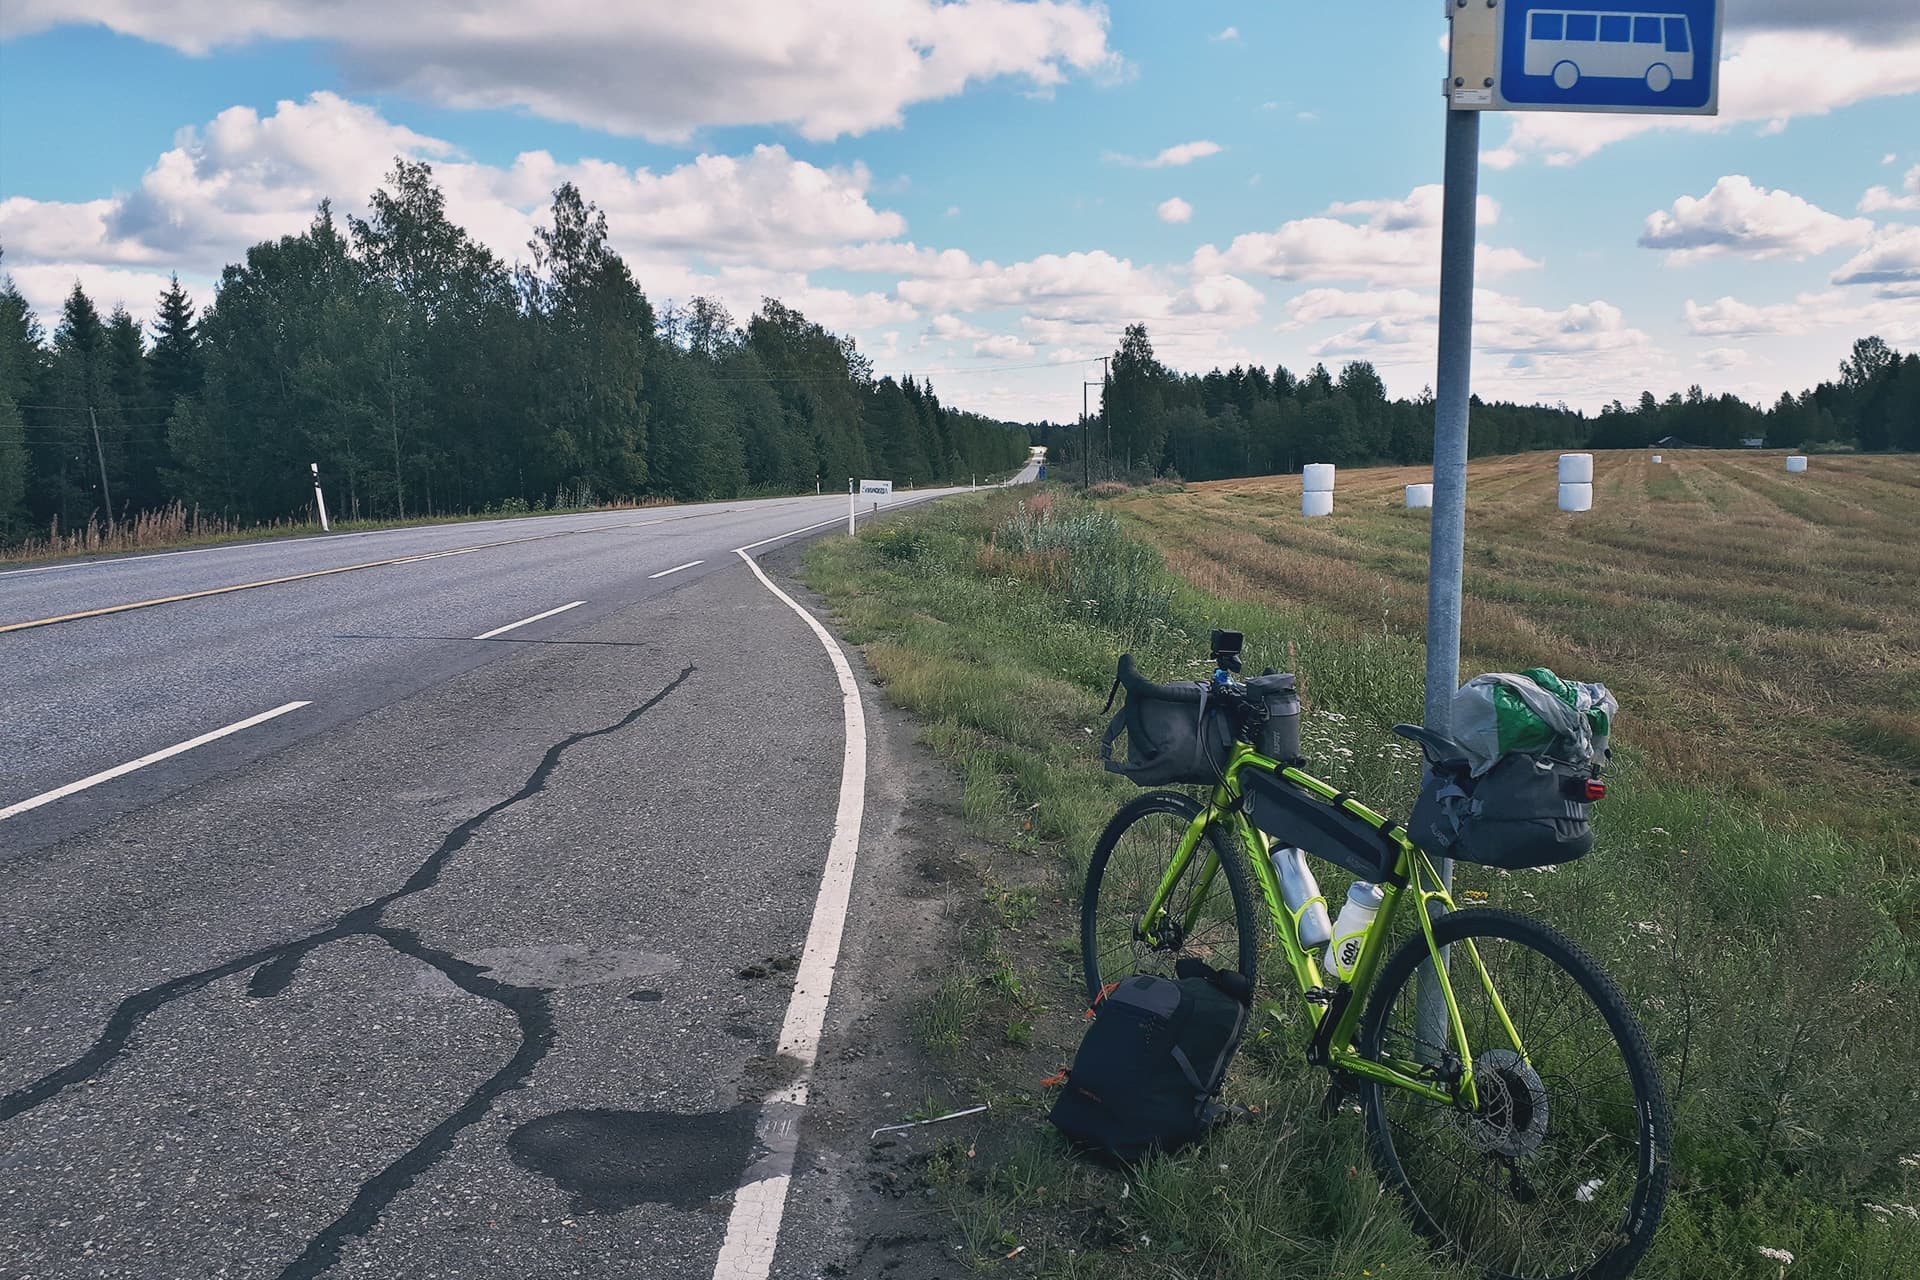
[0,1,1915,424]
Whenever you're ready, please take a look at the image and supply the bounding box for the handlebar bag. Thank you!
[1099,657,1233,788]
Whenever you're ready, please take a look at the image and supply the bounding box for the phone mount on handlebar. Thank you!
[1209,628,1244,675]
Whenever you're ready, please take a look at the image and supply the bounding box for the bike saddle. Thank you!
[1392,723,1472,772]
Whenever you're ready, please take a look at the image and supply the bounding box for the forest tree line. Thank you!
[1033,324,1920,484]
[0,160,1031,543]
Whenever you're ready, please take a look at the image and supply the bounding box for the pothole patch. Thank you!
[506,1106,758,1213]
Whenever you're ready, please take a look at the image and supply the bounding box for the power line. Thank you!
[14,403,180,412]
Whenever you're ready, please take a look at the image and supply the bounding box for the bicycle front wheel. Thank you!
[1359,907,1669,1280]
[1079,790,1258,1007]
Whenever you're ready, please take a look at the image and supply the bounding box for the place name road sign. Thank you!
[860,479,893,497]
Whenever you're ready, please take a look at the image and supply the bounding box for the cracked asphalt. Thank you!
[0,480,1022,1279]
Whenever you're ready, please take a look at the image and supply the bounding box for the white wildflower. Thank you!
[1757,1246,1794,1265]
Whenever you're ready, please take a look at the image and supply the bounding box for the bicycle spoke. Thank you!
[1362,912,1666,1280]
[1082,798,1256,1002]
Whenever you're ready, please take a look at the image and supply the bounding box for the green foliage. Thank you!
[0,164,1029,545]
[1033,326,1916,485]
[806,487,1920,1280]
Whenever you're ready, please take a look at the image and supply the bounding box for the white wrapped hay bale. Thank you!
[1302,463,1336,492]
[1559,482,1593,512]
[1558,453,1594,484]
[1405,483,1433,509]
[1651,455,1663,464]
[1786,455,1808,473]
[1302,489,1335,518]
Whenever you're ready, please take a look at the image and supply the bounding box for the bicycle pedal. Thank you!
[1304,986,1339,1005]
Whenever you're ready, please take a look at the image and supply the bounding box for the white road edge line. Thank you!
[0,701,312,823]
[712,549,869,1280]
[647,559,705,579]
[472,600,586,640]
[730,491,946,556]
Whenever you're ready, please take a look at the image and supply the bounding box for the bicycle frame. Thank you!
[1135,741,1530,1112]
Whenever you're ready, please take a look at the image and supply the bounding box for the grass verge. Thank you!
[806,484,1920,1280]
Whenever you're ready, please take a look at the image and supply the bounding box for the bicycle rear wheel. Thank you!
[1079,790,1258,1007]
[1358,908,1669,1280]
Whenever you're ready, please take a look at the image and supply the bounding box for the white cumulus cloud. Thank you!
[1831,224,1920,293]
[975,333,1036,359]
[0,92,915,327]
[1860,165,1920,213]
[1157,196,1193,224]
[1108,140,1223,168]
[1684,289,1920,341]
[1638,176,1874,263]
[0,0,1119,142]
[1191,185,1535,286]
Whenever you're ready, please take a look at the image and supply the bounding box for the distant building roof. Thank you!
[1654,435,1700,448]
[1740,438,1766,448]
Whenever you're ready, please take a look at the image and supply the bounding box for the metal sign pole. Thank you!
[1415,101,1480,1057]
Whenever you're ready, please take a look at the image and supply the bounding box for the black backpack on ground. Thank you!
[1049,959,1250,1163]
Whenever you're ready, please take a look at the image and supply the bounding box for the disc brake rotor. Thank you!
[1455,1048,1550,1159]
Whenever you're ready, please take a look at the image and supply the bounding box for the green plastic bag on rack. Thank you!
[1405,669,1618,870]
[1450,668,1615,775]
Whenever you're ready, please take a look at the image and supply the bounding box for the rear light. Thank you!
[1583,780,1607,802]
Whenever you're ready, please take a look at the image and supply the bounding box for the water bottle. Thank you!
[1328,881,1385,981]
[1270,846,1332,950]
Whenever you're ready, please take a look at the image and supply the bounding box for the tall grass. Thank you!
[807,487,1920,1280]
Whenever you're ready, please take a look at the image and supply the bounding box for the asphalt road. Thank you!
[0,467,1034,1280]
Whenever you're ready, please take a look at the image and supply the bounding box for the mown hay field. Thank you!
[806,456,1920,1279]
[1115,450,1920,875]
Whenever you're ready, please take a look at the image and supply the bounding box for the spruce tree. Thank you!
[148,275,202,410]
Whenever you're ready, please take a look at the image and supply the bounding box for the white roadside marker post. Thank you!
[311,462,331,532]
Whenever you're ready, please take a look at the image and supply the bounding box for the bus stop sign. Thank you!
[1449,0,1721,114]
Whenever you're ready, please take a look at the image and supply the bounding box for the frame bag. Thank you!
[1049,960,1250,1163]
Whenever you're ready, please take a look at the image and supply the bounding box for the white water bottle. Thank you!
[1270,846,1332,950]
[1328,881,1385,981]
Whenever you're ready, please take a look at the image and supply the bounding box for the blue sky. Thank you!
[1,2,1915,422]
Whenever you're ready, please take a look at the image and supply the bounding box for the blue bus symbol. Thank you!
[1523,9,1693,93]
[1496,0,1716,111]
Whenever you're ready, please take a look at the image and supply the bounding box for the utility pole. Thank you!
[87,406,114,524]
[1082,379,1098,491]
[1099,355,1111,481]
[1083,380,1103,488]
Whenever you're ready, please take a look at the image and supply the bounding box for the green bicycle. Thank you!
[1082,633,1670,1280]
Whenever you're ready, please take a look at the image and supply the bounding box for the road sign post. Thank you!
[1415,0,1721,1053]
